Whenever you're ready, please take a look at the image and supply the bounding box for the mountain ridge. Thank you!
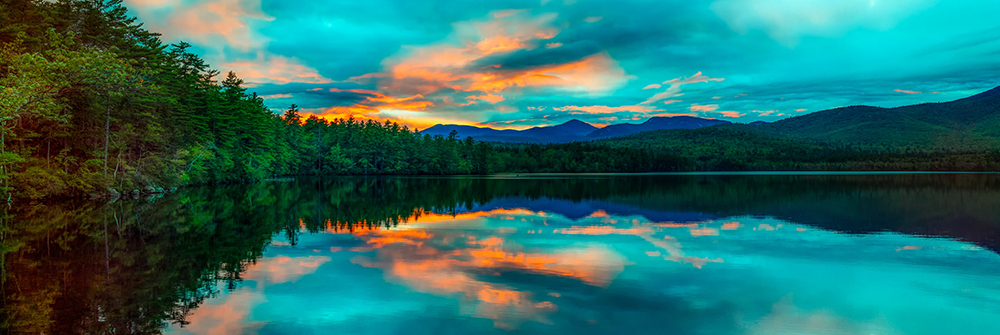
[601,85,1000,151]
[421,116,731,143]
[423,85,1000,147]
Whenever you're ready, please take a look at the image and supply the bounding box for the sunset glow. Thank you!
[120,0,998,127]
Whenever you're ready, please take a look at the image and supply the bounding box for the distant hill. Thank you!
[586,116,731,139]
[426,86,1000,148]
[602,85,1000,152]
[758,86,1000,149]
[422,120,596,143]
[520,119,598,140]
[422,116,727,143]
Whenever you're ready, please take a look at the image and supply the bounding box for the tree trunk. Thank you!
[103,95,111,177]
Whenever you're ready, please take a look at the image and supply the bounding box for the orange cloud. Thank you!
[554,105,662,115]
[895,89,922,94]
[545,42,563,49]
[299,89,440,128]
[125,0,273,51]
[367,12,629,99]
[796,108,808,112]
[754,110,777,116]
[467,93,505,104]
[719,111,746,118]
[350,225,625,329]
[243,255,332,284]
[221,53,333,85]
[259,93,292,99]
[643,83,662,90]
[649,112,700,117]
[689,104,720,112]
[663,99,682,105]
[177,290,265,335]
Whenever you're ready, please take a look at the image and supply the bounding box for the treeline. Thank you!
[600,127,1000,171]
[2,1,997,201]
[0,0,683,200]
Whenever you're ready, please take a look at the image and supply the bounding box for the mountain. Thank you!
[585,116,731,139]
[425,86,1000,147]
[748,121,768,125]
[423,116,730,143]
[759,85,1000,149]
[520,119,598,139]
[420,124,521,140]
[601,85,1000,152]
[421,119,596,143]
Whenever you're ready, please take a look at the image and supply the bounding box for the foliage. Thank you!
[0,0,996,201]
[3,175,1000,332]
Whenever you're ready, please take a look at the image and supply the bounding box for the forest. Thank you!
[2,0,998,201]
[0,0,690,200]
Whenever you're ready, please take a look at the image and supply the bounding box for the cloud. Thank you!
[719,111,746,118]
[689,104,720,112]
[664,71,725,86]
[124,0,273,51]
[554,105,662,115]
[373,12,631,98]
[895,89,921,94]
[349,217,627,329]
[260,93,292,99]
[125,0,1000,128]
[641,72,723,104]
[467,94,506,104]
[649,112,699,118]
[221,53,334,85]
[641,86,683,105]
[711,0,937,46]
[753,110,778,116]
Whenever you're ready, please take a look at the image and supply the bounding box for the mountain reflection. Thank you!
[2,174,1000,333]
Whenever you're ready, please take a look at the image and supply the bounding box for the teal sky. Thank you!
[124,0,1000,129]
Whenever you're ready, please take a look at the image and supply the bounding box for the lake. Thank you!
[3,174,1000,334]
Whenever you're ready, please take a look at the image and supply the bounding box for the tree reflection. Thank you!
[1,174,999,333]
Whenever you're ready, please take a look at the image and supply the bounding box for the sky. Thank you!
[124,0,1000,129]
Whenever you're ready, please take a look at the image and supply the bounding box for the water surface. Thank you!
[3,174,1000,334]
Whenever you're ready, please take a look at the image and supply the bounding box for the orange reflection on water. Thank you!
[245,255,332,284]
[556,226,654,236]
[689,227,720,237]
[721,222,742,230]
[349,220,625,329]
[355,229,432,248]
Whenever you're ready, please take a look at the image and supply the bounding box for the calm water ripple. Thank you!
[4,174,1000,334]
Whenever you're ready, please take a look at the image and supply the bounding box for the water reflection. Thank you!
[3,174,1000,334]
